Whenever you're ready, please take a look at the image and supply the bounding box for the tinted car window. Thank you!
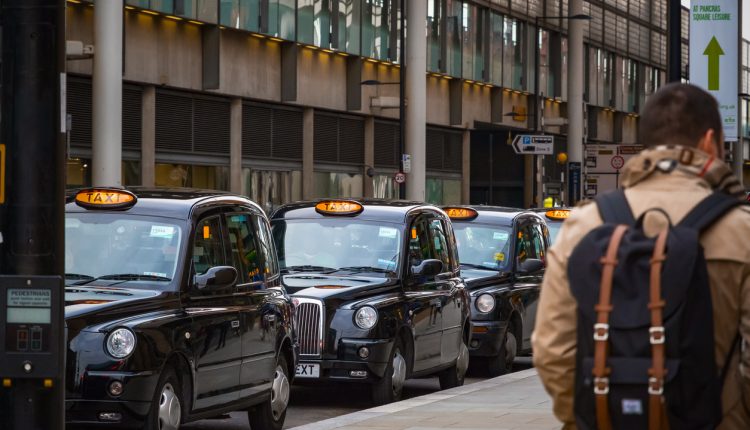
[516,225,537,262]
[453,223,512,271]
[193,216,225,275]
[408,216,432,267]
[225,213,262,284]
[428,219,452,273]
[65,213,183,286]
[252,214,278,279]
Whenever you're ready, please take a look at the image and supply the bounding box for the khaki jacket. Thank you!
[532,146,750,429]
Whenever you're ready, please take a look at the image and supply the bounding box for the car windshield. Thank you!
[272,219,402,276]
[453,223,512,271]
[65,213,184,288]
[546,221,563,245]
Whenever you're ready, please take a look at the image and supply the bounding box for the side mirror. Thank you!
[518,258,544,275]
[411,259,444,278]
[194,266,238,291]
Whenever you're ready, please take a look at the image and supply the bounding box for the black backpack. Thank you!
[569,190,743,430]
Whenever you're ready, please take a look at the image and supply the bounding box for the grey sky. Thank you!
[681,0,749,38]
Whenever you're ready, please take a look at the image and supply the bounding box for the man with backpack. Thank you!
[532,83,750,429]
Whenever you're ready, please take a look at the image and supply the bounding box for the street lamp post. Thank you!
[532,14,590,206]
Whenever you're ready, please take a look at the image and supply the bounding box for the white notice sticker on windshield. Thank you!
[150,225,175,238]
[379,227,398,239]
[494,232,509,241]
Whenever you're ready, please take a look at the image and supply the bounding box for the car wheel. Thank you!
[248,355,291,430]
[145,366,183,430]
[488,328,517,377]
[438,335,469,390]
[371,339,407,405]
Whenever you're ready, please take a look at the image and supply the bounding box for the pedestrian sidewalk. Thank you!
[289,368,560,430]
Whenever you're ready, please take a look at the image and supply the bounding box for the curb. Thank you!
[288,368,540,430]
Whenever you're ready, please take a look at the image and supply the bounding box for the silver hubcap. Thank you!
[392,349,407,395]
[270,365,290,421]
[157,382,181,430]
[456,340,469,379]
[505,331,517,367]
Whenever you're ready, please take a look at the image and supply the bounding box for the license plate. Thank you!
[295,363,320,378]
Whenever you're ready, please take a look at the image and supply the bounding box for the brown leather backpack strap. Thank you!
[593,224,628,430]
[648,230,669,430]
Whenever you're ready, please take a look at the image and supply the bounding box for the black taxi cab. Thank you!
[532,208,570,245]
[443,206,548,376]
[270,200,471,404]
[64,188,296,430]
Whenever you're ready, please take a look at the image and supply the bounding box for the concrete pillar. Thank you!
[302,108,315,199]
[92,0,123,186]
[141,86,155,187]
[230,99,243,194]
[364,117,375,198]
[567,0,585,202]
[461,130,470,204]
[405,0,427,201]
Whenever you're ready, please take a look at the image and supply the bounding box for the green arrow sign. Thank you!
[703,36,724,91]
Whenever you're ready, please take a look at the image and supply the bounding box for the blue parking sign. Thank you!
[523,136,531,145]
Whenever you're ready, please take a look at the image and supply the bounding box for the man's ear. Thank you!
[697,129,723,158]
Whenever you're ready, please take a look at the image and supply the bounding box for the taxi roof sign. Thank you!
[315,200,364,216]
[545,209,570,220]
[444,207,478,220]
[75,188,137,210]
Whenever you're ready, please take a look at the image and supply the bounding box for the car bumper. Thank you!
[294,338,393,383]
[65,370,159,427]
[469,320,508,357]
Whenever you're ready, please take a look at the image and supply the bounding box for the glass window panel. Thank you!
[196,0,219,23]
[298,0,315,44]
[242,168,302,214]
[446,0,462,77]
[425,178,443,204]
[561,37,568,100]
[373,174,398,199]
[490,12,503,85]
[155,163,229,190]
[539,29,554,98]
[174,0,197,18]
[443,179,461,205]
[503,17,524,90]
[362,0,390,60]
[314,0,331,47]
[193,216,225,275]
[150,0,174,13]
[127,0,150,7]
[336,0,361,54]
[314,172,363,198]
[427,0,442,72]
[225,213,261,284]
[461,3,474,80]
[220,0,260,31]
[267,0,296,39]
[428,219,452,271]
[66,159,140,188]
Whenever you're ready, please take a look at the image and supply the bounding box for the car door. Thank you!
[186,214,243,410]
[223,210,279,399]
[429,217,466,365]
[403,214,446,372]
[513,220,545,352]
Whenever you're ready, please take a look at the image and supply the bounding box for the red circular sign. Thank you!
[394,172,406,184]
[611,155,625,170]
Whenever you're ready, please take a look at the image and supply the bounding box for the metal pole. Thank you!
[534,17,541,207]
[405,0,427,201]
[0,0,66,428]
[399,0,406,200]
[734,0,744,186]
[567,0,585,203]
[93,0,123,186]
[667,0,681,82]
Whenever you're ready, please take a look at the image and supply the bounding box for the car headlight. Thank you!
[354,306,378,330]
[475,294,496,313]
[106,328,136,359]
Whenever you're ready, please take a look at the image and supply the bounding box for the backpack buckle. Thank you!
[648,377,664,395]
[593,323,609,341]
[649,326,665,344]
[593,377,610,395]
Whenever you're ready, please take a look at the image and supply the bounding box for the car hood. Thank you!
[283,273,399,301]
[64,284,170,320]
[461,268,511,290]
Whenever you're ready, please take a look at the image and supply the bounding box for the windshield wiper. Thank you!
[73,273,172,285]
[336,266,396,275]
[460,262,500,271]
[281,265,337,274]
[65,273,95,281]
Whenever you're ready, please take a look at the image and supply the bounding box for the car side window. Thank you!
[516,224,538,263]
[193,216,225,275]
[428,219,451,273]
[225,213,263,284]
[408,216,432,268]
[532,223,547,262]
[252,214,278,279]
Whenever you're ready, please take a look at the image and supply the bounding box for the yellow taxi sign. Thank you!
[315,200,363,216]
[545,209,570,220]
[75,189,137,210]
[444,207,478,220]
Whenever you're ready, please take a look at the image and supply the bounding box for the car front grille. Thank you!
[295,298,324,357]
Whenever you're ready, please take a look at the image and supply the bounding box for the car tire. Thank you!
[371,338,407,405]
[145,366,184,430]
[438,334,469,390]
[248,354,291,430]
[488,328,517,377]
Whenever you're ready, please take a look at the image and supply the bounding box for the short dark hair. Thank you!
[638,83,723,148]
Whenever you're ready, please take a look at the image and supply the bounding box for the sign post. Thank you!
[689,1,739,142]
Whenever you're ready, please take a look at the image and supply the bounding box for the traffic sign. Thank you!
[610,155,625,170]
[689,0,738,141]
[394,172,406,184]
[511,135,554,155]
